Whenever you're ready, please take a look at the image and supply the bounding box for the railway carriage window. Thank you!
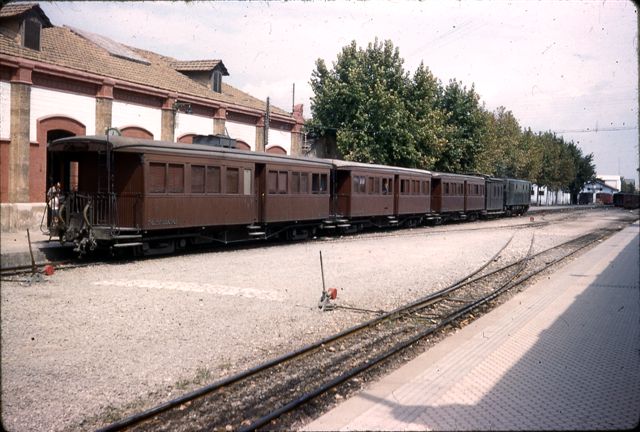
[422,180,430,195]
[278,172,288,194]
[226,168,239,194]
[474,184,479,195]
[191,165,205,193]
[320,173,328,193]
[167,164,184,193]
[413,180,420,195]
[243,169,252,195]
[206,166,221,193]
[268,171,278,194]
[401,179,409,194]
[368,177,375,194]
[300,173,309,193]
[292,172,300,194]
[353,176,366,194]
[444,183,449,195]
[313,173,328,194]
[150,163,166,193]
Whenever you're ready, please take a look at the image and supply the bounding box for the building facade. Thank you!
[579,179,619,205]
[0,3,304,230]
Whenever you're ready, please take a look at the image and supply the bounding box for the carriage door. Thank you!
[254,163,266,224]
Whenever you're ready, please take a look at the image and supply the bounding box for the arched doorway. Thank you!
[37,116,86,202]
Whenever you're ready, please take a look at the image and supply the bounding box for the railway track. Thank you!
[97,225,619,432]
[3,207,600,278]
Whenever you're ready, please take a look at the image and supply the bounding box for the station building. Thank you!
[579,179,619,205]
[0,2,304,230]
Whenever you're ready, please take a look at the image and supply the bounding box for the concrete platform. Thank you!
[0,228,73,270]
[305,222,640,431]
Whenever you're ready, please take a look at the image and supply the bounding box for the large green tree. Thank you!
[309,38,594,197]
[436,80,488,173]
[476,106,522,177]
[309,39,420,167]
[406,62,449,168]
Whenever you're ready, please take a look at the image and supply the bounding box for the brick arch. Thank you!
[178,134,196,144]
[266,145,287,155]
[37,116,86,202]
[235,140,251,151]
[120,126,153,139]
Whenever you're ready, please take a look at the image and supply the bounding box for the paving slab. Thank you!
[305,222,640,431]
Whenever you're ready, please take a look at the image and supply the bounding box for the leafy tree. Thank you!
[406,62,449,168]
[566,142,596,204]
[476,106,522,177]
[437,80,488,173]
[309,39,420,166]
[309,37,594,199]
[620,178,636,193]
[518,128,544,183]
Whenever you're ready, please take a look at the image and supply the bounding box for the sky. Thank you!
[38,0,639,186]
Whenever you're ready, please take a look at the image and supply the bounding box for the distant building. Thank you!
[1,3,304,230]
[579,179,618,205]
[530,185,571,206]
[596,175,622,192]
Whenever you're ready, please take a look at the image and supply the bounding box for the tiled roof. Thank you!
[0,14,290,117]
[0,2,51,26]
[0,2,36,17]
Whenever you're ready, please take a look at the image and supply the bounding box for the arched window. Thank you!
[178,134,196,144]
[235,140,251,151]
[120,126,153,139]
[266,145,286,155]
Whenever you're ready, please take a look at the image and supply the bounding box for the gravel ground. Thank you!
[0,207,635,431]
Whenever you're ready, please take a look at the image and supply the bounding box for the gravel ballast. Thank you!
[0,208,634,431]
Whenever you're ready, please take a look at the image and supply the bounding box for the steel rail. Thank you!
[96,235,517,432]
[98,228,612,431]
[241,230,609,431]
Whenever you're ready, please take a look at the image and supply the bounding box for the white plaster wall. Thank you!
[267,129,292,154]
[225,120,256,150]
[112,101,161,139]
[30,87,96,140]
[175,112,212,139]
[531,185,571,205]
[0,81,10,140]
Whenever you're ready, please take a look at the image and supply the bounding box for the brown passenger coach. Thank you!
[46,135,531,256]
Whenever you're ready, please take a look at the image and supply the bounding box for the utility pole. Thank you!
[264,97,270,149]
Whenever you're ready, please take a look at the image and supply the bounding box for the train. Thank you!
[613,192,640,209]
[45,135,532,256]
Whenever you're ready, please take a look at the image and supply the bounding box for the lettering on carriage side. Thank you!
[148,218,177,226]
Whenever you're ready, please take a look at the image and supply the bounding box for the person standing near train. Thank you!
[47,181,61,223]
